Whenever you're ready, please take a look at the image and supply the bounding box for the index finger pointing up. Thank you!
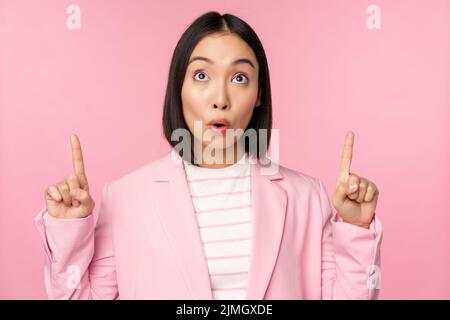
[339,131,354,181]
[70,134,88,189]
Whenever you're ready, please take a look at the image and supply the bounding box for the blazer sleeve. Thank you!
[317,178,383,300]
[34,183,118,299]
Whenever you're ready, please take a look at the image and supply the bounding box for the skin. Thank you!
[180,32,380,227]
[45,132,380,227]
[332,131,380,229]
[46,41,379,227]
[181,31,261,169]
[45,134,94,219]
[45,32,264,219]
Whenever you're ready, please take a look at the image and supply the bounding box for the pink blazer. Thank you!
[34,149,382,300]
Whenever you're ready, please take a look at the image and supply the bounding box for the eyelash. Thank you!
[193,71,249,84]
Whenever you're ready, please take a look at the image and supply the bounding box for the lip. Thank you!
[208,119,230,126]
[208,119,230,135]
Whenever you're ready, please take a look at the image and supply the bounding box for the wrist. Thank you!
[337,213,371,229]
[342,219,371,229]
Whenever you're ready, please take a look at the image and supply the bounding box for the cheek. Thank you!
[231,88,259,126]
[181,81,211,141]
[182,82,209,117]
[181,83,200,125]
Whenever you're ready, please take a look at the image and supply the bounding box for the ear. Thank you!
[255,89,262,107]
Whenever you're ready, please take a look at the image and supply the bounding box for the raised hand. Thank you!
[332,131,379,229]
[45,134,95,219]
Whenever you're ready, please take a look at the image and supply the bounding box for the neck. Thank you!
[193,142,246,169]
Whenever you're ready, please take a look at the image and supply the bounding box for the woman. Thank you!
[35,11,382,300]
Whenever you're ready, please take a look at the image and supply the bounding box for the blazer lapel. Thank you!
[246,155,287,299]
[149,149,287,300]
[150,149,213,299]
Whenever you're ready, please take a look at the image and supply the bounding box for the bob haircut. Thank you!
[162,11,272,163]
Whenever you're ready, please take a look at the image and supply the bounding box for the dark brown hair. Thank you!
[162,11,272,163]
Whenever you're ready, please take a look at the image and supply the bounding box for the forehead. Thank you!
[190,33,258,67]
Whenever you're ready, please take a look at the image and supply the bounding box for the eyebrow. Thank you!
[188,56,255,69]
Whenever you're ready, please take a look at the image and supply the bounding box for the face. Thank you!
[181,32,261,162]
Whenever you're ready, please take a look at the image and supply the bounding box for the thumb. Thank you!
[344,180,359,195]
[333,183,347,208]
[69,188,89,206]
[333,181,358,207]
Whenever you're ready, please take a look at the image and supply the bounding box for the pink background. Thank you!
[1,0,449,299]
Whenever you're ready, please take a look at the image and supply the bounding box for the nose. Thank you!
[212,82,230,110]
[213,103,228,110]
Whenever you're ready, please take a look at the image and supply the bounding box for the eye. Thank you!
[232,73,248,84]
[193,71,209,82]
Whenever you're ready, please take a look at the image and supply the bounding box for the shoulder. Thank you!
[274,163,323,194]
[104,151,169,192]
[272,162,333,221]
[267,161,332,209]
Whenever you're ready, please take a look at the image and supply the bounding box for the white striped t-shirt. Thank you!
[182,153,252,300]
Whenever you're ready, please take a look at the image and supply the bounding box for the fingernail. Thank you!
[350,184,357,190]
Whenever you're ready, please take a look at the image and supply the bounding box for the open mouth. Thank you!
[208,119,230,128]
[208,120,229,135]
